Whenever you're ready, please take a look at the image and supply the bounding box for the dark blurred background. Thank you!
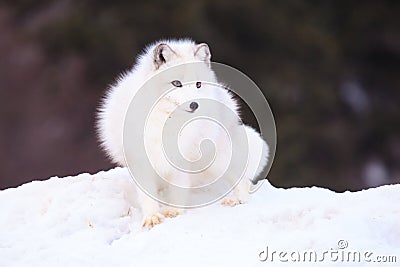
[1,0,399,191]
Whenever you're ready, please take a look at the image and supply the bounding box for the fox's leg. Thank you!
[138,177,164,229]
[162,172,189,218]
[222,125,269,206]
[221,174,251,207]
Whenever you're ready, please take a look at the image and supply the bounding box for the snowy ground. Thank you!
[0,167,399,267]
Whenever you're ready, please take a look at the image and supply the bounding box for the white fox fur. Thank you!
[97,39,269,227]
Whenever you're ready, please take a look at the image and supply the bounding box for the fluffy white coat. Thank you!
[97,39,269,227]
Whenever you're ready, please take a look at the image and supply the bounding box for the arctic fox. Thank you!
[97,39,269,228]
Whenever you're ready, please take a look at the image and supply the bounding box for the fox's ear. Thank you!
[153,43,176,69]
[194,43,211,63]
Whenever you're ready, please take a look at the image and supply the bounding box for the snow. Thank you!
[0,167,399,267]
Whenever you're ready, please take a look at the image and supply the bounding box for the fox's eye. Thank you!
[196,82,202,88]
[171,80,182,87]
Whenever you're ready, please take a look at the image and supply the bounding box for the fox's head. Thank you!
[138,39,228,115]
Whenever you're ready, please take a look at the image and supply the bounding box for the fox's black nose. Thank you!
[189,101,199,111]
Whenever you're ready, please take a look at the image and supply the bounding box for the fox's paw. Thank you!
[221,196,246,207]
[162,208,181,218]
[142,213,164,229]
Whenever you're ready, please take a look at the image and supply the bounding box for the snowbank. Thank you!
[0,168,399,267]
